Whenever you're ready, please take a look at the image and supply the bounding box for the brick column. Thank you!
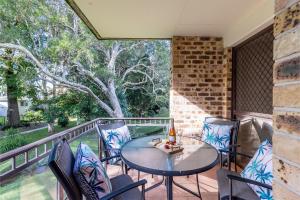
[273,0,300,199]
[170,36,231,135]
[222,48,232,119]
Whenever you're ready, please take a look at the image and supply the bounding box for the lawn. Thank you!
[22,120,77,145]
[0,120,79,175]
[0,120,78,154]
[0,116,5,126]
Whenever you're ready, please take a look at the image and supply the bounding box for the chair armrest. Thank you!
[227,174,272,190]
[219,148,252,159]
[100,154,121,163]
[100,179,147,200]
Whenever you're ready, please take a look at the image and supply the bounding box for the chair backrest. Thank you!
[48,138,82,200]
[204,117,240,147]
[97,121,126,157]
[253,120,273,144]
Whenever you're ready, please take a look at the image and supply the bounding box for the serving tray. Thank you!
[149,139,184,154]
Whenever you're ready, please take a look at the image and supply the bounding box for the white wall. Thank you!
[0,99,31,117]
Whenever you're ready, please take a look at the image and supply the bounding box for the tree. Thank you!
[2,50,20,126]
[0,49,38,127]
[0,0,170,119]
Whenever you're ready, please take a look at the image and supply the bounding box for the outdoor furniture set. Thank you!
[48,117,273,200]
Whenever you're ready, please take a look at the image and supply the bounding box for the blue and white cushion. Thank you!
[73,143,112,199]
[241,140,273,200]
[202,123,233,151]
[101,125,131,163]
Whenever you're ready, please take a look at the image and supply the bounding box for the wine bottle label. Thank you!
[169,136,175,142]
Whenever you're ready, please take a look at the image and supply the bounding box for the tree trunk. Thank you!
[107,80,124,118]
[5,58,20,127]
[48,122,54,134]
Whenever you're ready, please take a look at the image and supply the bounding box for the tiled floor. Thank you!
[107,165,220,200]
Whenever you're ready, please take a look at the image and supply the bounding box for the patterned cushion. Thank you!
[101,125,131,163]
[241,140,273,200]
[202,123,233,151]
[73,143,112,199]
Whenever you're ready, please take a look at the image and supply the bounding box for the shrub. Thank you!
[0,128,27,153]
[23,110,44,123]
[57,114,69,127]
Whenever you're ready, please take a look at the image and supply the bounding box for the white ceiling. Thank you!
[72,0,274,46]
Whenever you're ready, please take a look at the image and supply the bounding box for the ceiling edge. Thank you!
[66,0,102,39]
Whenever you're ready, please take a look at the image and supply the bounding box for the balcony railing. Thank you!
[0,117,172,199]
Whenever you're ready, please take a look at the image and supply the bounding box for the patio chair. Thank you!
[200,117,240,171]
[96,121,141,179]
[217,141,272,200]
[48,138,146,200]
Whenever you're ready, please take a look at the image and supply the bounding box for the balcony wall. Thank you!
[170,36,232,135]
[273,0,300,199]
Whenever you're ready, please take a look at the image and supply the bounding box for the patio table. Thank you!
[120,135,219,200]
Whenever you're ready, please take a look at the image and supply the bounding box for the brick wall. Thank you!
[222,48,232,119]
[273,0,300,199]
[170,36,231,135]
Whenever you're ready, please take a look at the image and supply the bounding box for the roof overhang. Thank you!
[66,0,274,46]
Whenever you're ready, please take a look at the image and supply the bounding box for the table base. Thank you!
[145,176,165,192]
[146,175,202,200]
[173,174,202,200]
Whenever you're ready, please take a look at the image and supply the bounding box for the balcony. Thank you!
[1,118,221,199]
[0,0,300,199]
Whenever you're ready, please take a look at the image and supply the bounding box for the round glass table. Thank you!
[120,135,219,200]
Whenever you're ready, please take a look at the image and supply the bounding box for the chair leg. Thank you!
[138,170,140,181]
[142,184,146,200]
[125,164,128,175]
[234,156,237,172]
[121,161,124,174]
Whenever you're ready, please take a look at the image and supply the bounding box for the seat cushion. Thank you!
[101,125,131,149]
[101,125,131,163]
[73,143,112,199]
[202,123,233,151]
[217,168,259,200]
[110,174,142,200]
[241,140,273,199]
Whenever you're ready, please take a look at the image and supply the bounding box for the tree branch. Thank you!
[0,43,114,116]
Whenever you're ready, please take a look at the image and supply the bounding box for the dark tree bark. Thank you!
[5,58,21,127]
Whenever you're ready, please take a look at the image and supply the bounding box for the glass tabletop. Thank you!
[120,135,219,176]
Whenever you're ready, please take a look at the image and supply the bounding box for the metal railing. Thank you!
[0,117,172,184]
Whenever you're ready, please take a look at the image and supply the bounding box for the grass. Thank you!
[129,126,165,138]
[0,120,77,153]
[22,120,77,145]
[0,120,78,175]
[0,116,5,126]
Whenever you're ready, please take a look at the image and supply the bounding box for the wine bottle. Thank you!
[169,119,176,143]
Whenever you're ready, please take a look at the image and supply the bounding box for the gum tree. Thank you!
[0,0,170,119]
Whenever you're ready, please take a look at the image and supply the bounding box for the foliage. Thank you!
[0,0,170,119]
[57,113,69,127]
[0,128,27,153]
[23,110,44,123]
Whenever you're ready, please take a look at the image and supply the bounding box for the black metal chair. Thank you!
[48,138,146,200]
[217,147,272,200]
[96,121,142,179]
[201,117,240,171]
[96,121,127,163]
